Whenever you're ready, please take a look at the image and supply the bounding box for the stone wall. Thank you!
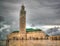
[49,36,60,40]
[27,31,46,40]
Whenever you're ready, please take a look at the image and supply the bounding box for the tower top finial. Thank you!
[21,4,25,10]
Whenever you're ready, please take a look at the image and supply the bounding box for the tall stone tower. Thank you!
[20,4,26,33]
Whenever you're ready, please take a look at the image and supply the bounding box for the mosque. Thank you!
[6,4,60,46]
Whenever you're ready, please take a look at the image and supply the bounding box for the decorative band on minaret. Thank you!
[20,4,26,33]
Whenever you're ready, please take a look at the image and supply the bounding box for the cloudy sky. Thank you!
[0,0,60,31]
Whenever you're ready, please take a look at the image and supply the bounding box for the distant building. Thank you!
[49,35,60,40]
[47,27,60,40]
[6,4,49,46]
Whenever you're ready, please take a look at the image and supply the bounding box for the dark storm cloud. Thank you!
[0,0,22,3]
[0,0,20,33]
[25,0,60,25]
[0,0,60,25]
[46,27,60,36]
[0,0,20,24]
[0,0,60,29]
[0,16,4,22]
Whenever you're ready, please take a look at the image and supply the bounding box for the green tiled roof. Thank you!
[26,28,42,32]
[12,31,19,33]
[12,28,42,33]
[11,28,49,36]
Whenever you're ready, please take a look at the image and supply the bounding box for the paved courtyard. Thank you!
[9,40,60,46]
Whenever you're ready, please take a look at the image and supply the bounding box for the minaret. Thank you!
[20,4,26,33]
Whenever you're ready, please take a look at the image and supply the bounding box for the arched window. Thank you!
[13,37,16,40]
[59,37,60,40]
[40,37,43,40]
[32,37,35,40]
[46,37,48,40]
[29,37,31,40]
[22,37,24,40]
[7,40,9,42]
[36,37,39,40]
[13,37,18,40]
[54,37,57,40]
[16,38,18,40]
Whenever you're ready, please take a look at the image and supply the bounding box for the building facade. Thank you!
[6,4,48,46]
[49,36,60,40]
